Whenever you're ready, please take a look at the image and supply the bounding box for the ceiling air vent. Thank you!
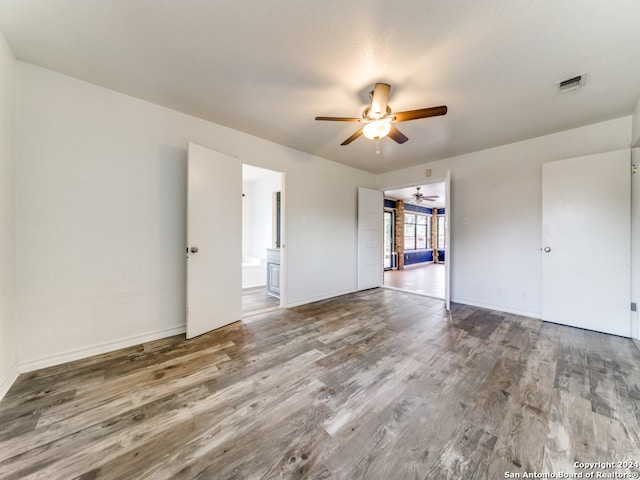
[558,75,584,93]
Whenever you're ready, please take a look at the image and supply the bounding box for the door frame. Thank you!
[631,147,640,343]
[381,174,451,308]
[383,209,395,270]
[241,163,287,309]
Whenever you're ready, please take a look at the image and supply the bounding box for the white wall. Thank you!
[9,58,638,388]
[0,31,17,399]
[15,62,375,369]
[242,168,281,259]
[632,96,640,148]
[242,180,259,258]
[377,117,632,318]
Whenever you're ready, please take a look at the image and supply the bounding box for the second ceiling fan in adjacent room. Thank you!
[407,186,439,204]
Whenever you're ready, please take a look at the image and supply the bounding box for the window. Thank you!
[383,210,394,269]
[437,215,446,249]
[404,214,416,250]
[404,213,431,250]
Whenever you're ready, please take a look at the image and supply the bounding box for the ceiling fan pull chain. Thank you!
[376,138,381,155]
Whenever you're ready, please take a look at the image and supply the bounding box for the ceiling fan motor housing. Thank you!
[315,82,448,146]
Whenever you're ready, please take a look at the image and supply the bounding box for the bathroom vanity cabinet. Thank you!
[266,248,280,298]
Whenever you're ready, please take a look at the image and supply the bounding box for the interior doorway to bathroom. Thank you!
[242,164,284,317]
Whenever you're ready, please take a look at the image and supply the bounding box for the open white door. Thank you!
[445,170,451,311]
[542,150,630,337]
[187,142,242,339]
[358,187,383,290]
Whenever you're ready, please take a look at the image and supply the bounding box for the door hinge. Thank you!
[631,302,637,312]
[632,164,638,175]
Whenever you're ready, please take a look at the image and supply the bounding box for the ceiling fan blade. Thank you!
[392,105,448,122]
[370,83,391,118]
[315,116,362,122]
[388,125,409,144]
[341,128,363,145]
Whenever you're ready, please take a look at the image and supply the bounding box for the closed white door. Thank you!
[187,142,242,339]
[358,187,383,290]
[542,150,630,337]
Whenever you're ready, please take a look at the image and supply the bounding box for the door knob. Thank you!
[543,246,551,253]
[190,246,199,253]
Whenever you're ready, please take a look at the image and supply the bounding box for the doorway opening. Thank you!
[242,164,284,317]
[382,181,447,299]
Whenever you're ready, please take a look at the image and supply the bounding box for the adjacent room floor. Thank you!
[1,289,639,479]
[242,286,279,317]
[384,262,445,298]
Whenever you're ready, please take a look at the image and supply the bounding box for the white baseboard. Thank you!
[285,288,357,308]
[18,325,186,374]
[287,291,542,321]
[451,297,542,319]
[382,285,445,301]
[242,282,267,289]
[0,294,541,402]
[0,362,20,401]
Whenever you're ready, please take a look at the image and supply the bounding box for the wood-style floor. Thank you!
[384,263,445,299]
[242,286,280,317]
[1,289,639,479]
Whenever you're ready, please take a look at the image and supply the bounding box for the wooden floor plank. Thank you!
[1,289,640,479]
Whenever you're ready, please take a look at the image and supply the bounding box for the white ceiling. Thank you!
[243,164,279,183]
[385,183,446,209]
[2,1,640,174]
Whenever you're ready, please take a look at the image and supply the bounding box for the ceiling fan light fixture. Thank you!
[363,119,391,140]
[315,82,447,147]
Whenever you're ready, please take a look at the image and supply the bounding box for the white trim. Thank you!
[451,297,542,319]
[285,288,357,308]
[444,170,451,311]
[0,363,20,401]
[382,285,445,301]
[631,147,640,341]
[18,326,185,374]
[242,282,267,289]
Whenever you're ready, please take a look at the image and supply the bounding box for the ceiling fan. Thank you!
[408,187,439,204]
[315,83,447,147]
